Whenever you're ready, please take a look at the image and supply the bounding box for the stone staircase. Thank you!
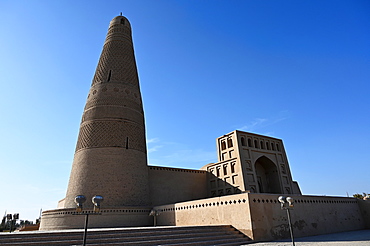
[0,225,252,245]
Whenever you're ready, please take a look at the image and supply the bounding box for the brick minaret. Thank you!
[64,15,150,208]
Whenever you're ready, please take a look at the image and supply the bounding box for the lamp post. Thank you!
[74,195,104,246]
[278,196,295,246]
[149,209,161,226]
[6,213,19,233]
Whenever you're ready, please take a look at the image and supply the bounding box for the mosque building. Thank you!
[39,15,369,241]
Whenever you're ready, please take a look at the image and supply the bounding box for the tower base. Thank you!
[39,206,152,231]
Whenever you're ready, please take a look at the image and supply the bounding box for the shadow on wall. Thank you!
[208,172,243,197]
[152,204,176,226]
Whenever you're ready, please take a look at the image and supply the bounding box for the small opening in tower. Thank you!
[126,137,129,149]
[121,18,125,25]
[107,70,112,82]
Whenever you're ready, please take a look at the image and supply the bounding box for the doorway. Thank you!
[255,156,282,193]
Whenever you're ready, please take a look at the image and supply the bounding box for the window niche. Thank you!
[271,143,275,151]
[223,165,228,175]
[216,167,221,177]
[248,138,252,147]
[254,140,259,148]
[231,162,236,173]
[229,150,234,158]
[209,168,214,175]
[241,137,246,146]
[227,138,233,148]
[221,141,226,150]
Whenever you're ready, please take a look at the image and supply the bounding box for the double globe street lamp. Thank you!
[74,195,104,246]
[278,196,295,246]
[6,213,19,233]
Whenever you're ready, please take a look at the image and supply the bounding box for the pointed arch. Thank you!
[254,156,282,194]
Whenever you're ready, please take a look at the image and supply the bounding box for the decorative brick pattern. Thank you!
[106,26,131,38]
[149,166,207,174]
[251,197,357,204]
[84,94,142,113]
[76,120,146,153]
[44,208,151,216]
[92,38,138,86]
[159,198,248,212]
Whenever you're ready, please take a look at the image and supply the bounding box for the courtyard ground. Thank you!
[247,229,370,245]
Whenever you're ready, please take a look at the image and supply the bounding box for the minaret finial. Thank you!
[120,12,122,16]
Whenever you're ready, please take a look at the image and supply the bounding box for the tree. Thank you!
[353,192,369,199]
[0,216,6,232]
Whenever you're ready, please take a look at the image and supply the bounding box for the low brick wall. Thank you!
[154,193,253,238]
[248,193,364,240]
[358,199,370,229]
[154,193,366,241]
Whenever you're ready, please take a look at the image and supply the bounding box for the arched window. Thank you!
[227,138,233,148]
[221,141,226,150]
[254,140,259,148]
[266,142,270,150]
[276,144,280,151]
[260,141,264,149]
[241,137,246,146]
[271,143,275,151]
[248,138,252,147]
[223,165,228,175]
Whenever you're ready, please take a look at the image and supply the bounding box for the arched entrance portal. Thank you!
[255,156,282,194]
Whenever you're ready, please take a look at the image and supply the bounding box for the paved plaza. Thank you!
[248,229,370,245]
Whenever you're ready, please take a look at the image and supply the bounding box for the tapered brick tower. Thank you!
[64,15,150,208]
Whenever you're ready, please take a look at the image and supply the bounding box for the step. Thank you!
[1,231,242,245]
[0,228,237,243]
[0,225,233,237]
[159,236,251,246]
[0,225,252,246]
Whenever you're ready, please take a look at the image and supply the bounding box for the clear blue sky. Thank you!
[0,0,369,221]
